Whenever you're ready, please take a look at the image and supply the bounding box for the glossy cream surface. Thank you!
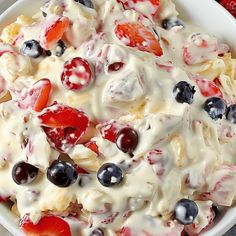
[0,0,236,235]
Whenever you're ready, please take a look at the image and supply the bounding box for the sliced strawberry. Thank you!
[98,120,126,143]
[118,227,132,236]
[40,16,70,50]
[43,126,86,152]
[76,165,89,174]
[84,141,99,155]
[16,78,52,112]
[115,22,163,56]
[61,57,93,91]
[194,79,223,98]
[213,77,222,87]
[0,196,9,202]
[39,104,89,129]
[20,215,71,236]
[118,0,160,16]
[221,0,236,18]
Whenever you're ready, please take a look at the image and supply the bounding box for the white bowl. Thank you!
[0,0,236,235]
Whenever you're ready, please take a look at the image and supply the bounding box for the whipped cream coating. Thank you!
[0,0,236,235]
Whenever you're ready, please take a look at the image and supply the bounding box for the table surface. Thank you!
[0,0,235,235]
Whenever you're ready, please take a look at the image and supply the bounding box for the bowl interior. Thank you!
[0,0,236,235]
[175,0,236,56]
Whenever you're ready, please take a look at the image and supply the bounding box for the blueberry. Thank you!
[97,163,123,187]
[203,97,226,120]
[45,50,52,56]
[173,81,196,104]
[90,228,104,236]
[47,160,78,187]
[115,128,139,155]
[55,40,67,57]
[20,40,44,58]
[162,18,184,30]
[46,41,66,57]
[226,104,236,124]
[12,161,39,185]
[74,0,94,8]
[174,199,198,225]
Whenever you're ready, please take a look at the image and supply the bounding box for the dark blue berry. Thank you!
[97,163,123,187]
[162,18,184,30]
[45,41,66,57]
[173,81,195,104]
[45,50,52,56]
[90,228,104,236]
[174,199,198,225]
[226,104,236,124]
[12,162,39,185]
[203,97,226,120]
[75,0,94,8]
[55,40,67,57]
[115,128,138,155]
[20,40,43,58]
[47,160,78,187]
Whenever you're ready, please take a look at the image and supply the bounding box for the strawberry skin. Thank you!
[16,78,52,112]
[39,104,89,129]
[115,22,163,56]
[40,16,70,50]
[194,79,223,98]
[20,215,72,236]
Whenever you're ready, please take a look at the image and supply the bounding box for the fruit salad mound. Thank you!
[0,0,236,235]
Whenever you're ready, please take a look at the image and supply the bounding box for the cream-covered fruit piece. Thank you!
[0,0,236,235]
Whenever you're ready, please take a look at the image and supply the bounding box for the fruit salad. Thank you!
[0,0,236,235]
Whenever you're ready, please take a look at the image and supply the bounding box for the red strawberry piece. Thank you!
[194,79,223,98]
[118,227,132,236]
[17,78,52,112]
[61,57,93,91]
[118,0,160,16]
[213,77,222,87]
[76,165,89,174]
[20,215,72,236]
[84,141,99,155]
[43,126,86,152]
[39,104,89,129]
[115,22,163,56]
[40,16,70,50]
[220,0,236,18]
[98,120,126,143]
[0,196,9,202]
